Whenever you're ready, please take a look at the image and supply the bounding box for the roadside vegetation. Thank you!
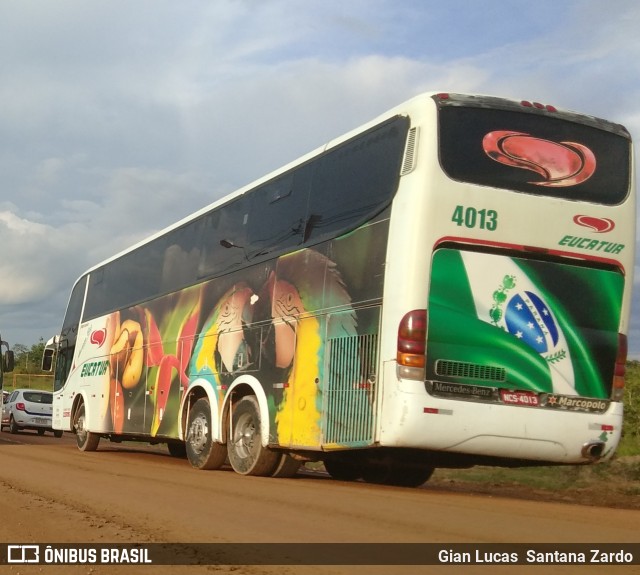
[4,339,54,392]
[620,360,640,455]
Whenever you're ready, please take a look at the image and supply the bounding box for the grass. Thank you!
[619,360,640,455]
[3,374,54,392]
[433,457,640,488]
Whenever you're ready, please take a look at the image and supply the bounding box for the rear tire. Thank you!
[9,416,20,434]
[37,429,45,436]
[185,398,227,470]
[324,458,362,481]
[271,453,301,478]
[360,453,434,487]
[74,403,100,451]
[228,396,279,476]
[53,430,63,438]
[167,441,187,458]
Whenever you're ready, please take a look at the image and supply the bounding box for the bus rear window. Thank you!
[437,104,631,205]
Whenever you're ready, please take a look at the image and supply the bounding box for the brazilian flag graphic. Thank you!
[427,249,624,399]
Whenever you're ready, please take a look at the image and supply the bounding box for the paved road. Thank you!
[0,431,638,575]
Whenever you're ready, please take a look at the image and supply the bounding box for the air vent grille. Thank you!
[400,127,418,175]
[436,359,506,382]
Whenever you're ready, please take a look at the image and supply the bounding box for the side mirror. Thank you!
[42,348,55,372]
[3,351,14,373]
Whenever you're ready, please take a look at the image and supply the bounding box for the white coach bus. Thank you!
[43,92,635,486]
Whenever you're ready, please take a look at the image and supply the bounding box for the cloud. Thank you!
[0,0,638,356]
[0,212,59,304]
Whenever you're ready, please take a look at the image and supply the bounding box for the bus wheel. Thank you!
[228,396,279,476]
[389,465,435,487]
[361,457,434,487]
[324,458,362,481]
[167,441,187,458]
[271,453,301,478]
[185,398,227,470]
[74,404,100,451]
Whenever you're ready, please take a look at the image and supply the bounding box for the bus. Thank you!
[43,92,635,486]
[1,334,14,391]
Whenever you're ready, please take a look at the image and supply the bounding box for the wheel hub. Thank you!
[234,414,257,458]
[75,415,86,440]
[188,414,209,454]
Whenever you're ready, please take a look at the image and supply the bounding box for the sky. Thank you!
[1,0,639,359]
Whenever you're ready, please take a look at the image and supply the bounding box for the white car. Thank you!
[1,389,62,437]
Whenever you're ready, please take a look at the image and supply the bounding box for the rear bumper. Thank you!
[378,370,622,464]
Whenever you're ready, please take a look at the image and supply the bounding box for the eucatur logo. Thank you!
[90,328,107,348]
[573,215,615,233]
[483,131,596,187]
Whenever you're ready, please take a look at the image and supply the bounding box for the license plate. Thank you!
[34,418,49,425]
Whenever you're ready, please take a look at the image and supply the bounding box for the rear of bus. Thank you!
[385,93,634,465]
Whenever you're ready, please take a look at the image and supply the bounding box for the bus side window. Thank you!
[305,116,408,244]
[160,219,203,294]
[246,169,311,259]
[199,196,250,278]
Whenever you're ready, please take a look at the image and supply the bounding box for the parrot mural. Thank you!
[189,283,256,396]
[92,242,375,448]
[261,249,360,447]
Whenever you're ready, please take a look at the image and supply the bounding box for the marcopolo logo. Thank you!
[545,395,608,413]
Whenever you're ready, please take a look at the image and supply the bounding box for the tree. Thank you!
[12,339,46,374]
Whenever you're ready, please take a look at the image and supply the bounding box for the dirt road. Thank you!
[0,432,638,575]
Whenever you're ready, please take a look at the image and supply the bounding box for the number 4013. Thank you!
[451,205,498,231]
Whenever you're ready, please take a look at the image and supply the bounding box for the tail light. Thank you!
[520,100,557,112]
[612,333,627,401]
[15,402,26,411]
[397,309,427,380]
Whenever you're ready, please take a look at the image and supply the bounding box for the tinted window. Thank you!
[82,115,410,320]
[246,169,311,257]
[60,275,86,347]
[306,116,409,243]
[86,217,205,318]
[199,195,250,278]
[438,105,630,205]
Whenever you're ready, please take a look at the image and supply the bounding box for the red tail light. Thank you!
[397,310,427,379]
[16,402,26,411]
[612,333,627,401]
